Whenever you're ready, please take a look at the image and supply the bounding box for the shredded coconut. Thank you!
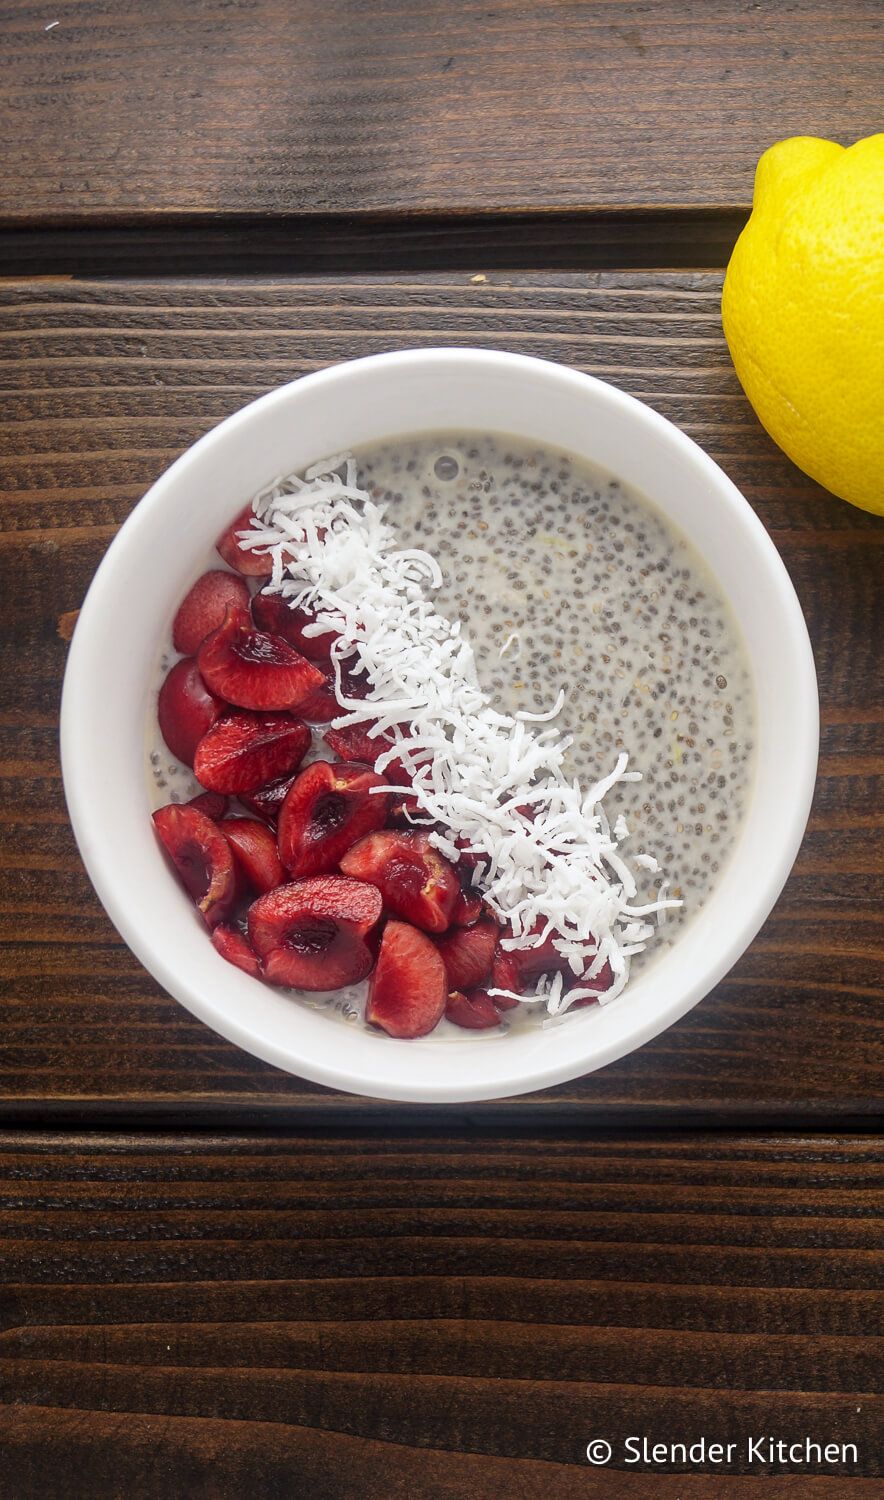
[238,456,681,1012]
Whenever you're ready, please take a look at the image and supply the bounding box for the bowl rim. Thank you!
[61,347,819,1102]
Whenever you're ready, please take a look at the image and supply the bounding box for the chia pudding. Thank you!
[147,431,756,1034]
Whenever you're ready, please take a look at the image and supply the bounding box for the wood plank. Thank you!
[0,273,881,1122]
[0,0,880,221]
[0,1132,879,1493]
[3,1408,879,1500]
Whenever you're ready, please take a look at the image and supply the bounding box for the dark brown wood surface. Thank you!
[2,3,883,1486]
[1,1132,881,1494]
[1,0,881,223]
[0,274,881,1125]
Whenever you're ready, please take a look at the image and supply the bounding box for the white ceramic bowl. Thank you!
[61,349,818,1102]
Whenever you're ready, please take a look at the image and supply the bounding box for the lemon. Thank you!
[722,134,884,516]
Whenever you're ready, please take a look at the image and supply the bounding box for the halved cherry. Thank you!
[454,836,487,871]
[451,862,484,926]
[339,830,459,934]
[298,663,371,724]
[248,875,382,990]
[248,591,289,635]
[504,922,574,985]
[433,916,498,992]
[385,790,425,828]
[152,803,236,928]
[323,723,416,786]
[277,760,391,877]
[238,772,299,826]
[251,592,339,662]
[569,958,614,1008]
[366,920,447,1038]
[453,890,484,926]
[193,712,310,794]
[445,989,501,1030]
[487,947,524,1009]
[216,504,274,577]
[157,658,224,767]
[222,817,287,893]
[198,606,325,712]
[173,570,251,656]
[185,790,229,821]
[211,923,262,977]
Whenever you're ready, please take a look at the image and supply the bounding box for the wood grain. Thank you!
[0,0,880,222]
[0,1132,880,1493]
[0,273,881,1123]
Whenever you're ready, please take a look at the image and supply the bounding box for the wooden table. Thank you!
[0,4,881,1494]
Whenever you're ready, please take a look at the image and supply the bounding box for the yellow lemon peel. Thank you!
[722,134,884,516]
